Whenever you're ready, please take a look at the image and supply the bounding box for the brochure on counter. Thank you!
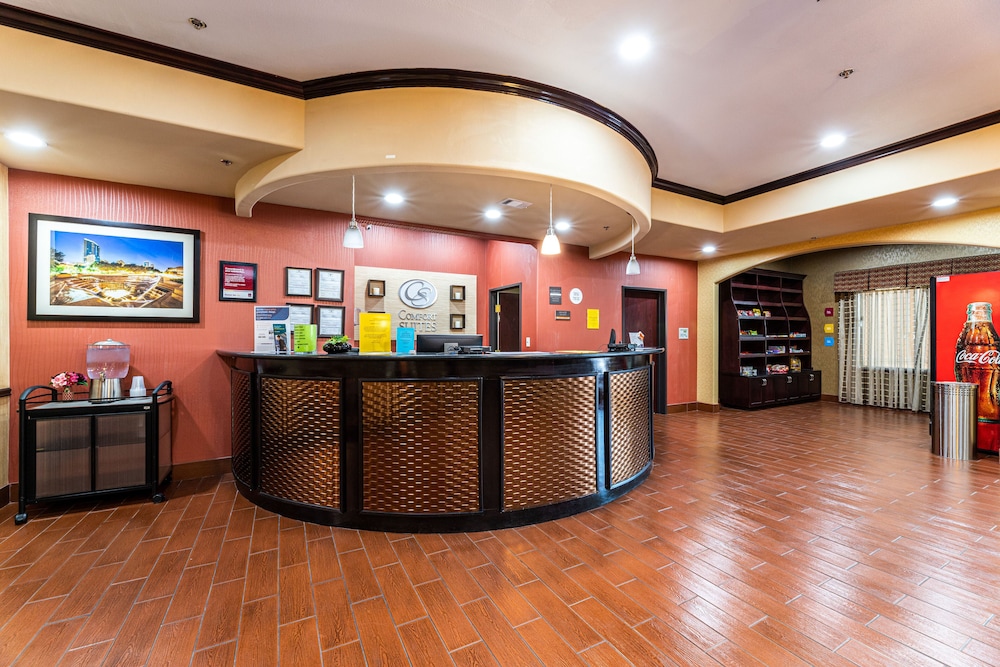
[254,306,291,353]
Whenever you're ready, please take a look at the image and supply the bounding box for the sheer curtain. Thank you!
[838,287,931,412]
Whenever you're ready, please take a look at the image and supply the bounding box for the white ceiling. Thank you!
[2,0,1000,258]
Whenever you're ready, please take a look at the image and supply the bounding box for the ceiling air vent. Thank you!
[498,198,532,209]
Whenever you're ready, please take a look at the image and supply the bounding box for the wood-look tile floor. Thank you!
[2,401,1000,665]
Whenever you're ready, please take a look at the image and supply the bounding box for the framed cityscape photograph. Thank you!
[28,213,200,322]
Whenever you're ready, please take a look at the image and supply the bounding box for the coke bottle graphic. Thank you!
[955,301,1000,452]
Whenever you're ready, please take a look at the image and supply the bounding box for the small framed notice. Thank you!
[286,302,314,325]
[317,305,346,338]
[219,261,257,302]
[316,268,345,302]
[285,267,313,297]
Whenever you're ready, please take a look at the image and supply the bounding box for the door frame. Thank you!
[621,286,667,414]
[489,283,522,352]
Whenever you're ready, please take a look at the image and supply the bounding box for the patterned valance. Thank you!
[834,254,1000,293]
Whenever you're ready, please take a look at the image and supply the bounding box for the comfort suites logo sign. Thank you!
[398,279,437,309]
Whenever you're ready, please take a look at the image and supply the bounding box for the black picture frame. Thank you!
[219,261,257,302]
[28,213,201,322]
[316,268,345,302]
[317,305,346,337]
[285,267,313,297]
[286,302,314,325]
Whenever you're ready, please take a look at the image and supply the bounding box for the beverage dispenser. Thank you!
[87,338,131,400]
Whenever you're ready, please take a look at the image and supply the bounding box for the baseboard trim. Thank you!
[0,484,9,508]
[173,458,231,480]
[821,394,839,402]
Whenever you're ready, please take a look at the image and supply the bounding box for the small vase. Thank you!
[61,387,74,402]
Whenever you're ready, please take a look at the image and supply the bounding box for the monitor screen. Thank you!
[415,333,484,353]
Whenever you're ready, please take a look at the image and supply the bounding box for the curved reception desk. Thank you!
[217,349,657,532]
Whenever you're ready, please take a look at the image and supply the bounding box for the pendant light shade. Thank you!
[625,215,640,275]
[540,185,561,255]
[343,175,364,249]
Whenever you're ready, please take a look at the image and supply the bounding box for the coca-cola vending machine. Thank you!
[931,270,1000,453]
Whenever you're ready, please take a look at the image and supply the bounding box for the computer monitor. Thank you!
[415,333,484,353]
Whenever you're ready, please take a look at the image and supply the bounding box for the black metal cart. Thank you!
[16,380,174,524]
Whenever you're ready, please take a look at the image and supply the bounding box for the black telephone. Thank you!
[607,328,633,352]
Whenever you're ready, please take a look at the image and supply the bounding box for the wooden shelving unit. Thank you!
[719,269,821,409]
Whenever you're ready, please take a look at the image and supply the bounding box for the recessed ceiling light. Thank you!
[384,193,404,205]
[554,220,571,232]
[820,133,845,149]
[484,208,501,220]
[4,130,47,148]
[188,17,207,30]
[932,196,958,208]
[619,34,651,62]
[702,244,717,254]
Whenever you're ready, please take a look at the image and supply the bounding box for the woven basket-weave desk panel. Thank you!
[230,370,252,487]
[362,380,480,514]
[259,378,340,509]
[502,376,597,510]
[609,366,651,487]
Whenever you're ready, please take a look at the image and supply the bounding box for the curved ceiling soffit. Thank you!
[235,82,654,257]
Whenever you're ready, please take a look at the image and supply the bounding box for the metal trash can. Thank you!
[931,381,978,459]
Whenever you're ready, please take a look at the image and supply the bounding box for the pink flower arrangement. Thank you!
[51,371,88,389]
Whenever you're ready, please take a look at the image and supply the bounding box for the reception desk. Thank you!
[217,349,657,532]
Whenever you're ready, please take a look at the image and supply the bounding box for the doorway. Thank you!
[489,284,521,352]
[622,286,667,413]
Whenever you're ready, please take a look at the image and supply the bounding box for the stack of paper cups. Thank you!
[129,375,146,397]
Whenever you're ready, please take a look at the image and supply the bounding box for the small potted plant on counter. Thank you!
[323,335,352,354]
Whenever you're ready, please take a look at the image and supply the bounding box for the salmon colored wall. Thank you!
[534,244,699,404]
[7,170,698,481]
[484,240,539,349]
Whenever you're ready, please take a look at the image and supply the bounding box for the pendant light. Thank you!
[625,215,640,275]
[342,174,364,249]
[540,185,561,255]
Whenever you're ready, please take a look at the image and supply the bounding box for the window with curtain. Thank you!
[838,287,931,412]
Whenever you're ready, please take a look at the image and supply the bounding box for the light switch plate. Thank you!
[678,327,689,340]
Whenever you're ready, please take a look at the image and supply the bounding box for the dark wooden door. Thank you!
[489,284,521,352]
[622,287,666,413]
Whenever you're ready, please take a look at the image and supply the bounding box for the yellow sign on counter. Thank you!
[359,312,392,354]
[587,309,600,329]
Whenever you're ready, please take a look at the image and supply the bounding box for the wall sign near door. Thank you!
[555,310,571,321]
[569,288,584,304]
[549,287,562,305]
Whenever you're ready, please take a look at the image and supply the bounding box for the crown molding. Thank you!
[0,3,302,96]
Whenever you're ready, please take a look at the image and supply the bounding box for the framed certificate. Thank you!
[317,305,346,337]
[316,268,344,302]
[286,302,314,325]
[285,267,313,297]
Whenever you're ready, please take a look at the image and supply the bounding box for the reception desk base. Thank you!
[219,350,656,532]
